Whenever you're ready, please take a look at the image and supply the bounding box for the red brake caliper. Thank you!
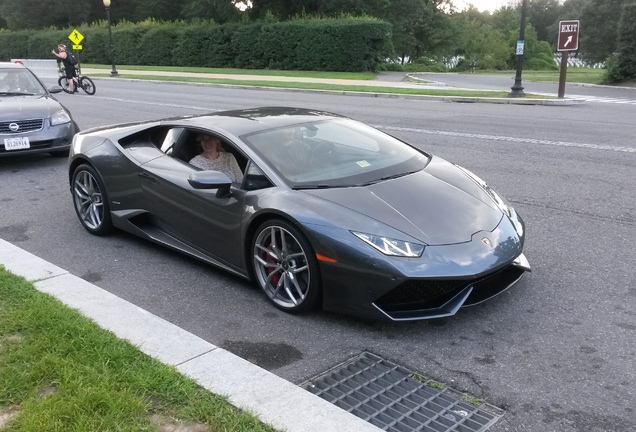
[265,242,281,285]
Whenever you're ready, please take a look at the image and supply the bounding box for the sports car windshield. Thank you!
[0,69,47,96]
[243,118,430,188]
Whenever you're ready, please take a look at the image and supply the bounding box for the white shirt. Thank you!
[189,152,244,183]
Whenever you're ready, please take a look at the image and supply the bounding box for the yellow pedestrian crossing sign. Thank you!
[68,29,84,45]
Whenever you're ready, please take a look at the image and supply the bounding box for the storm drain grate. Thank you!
[302,352,503,432]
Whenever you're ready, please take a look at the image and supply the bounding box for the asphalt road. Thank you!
[1,78,635,431]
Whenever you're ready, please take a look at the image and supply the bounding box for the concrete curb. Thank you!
[0,238,382,432]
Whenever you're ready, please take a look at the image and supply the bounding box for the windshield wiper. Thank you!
[0,92,35,96]
[293,184,331,190]
[357,170,419,187]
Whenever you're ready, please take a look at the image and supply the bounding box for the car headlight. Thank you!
[50,109,71,126]
[352,231,425,257]
[457,166,523,237]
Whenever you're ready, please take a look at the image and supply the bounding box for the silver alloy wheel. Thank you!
[73,170,104,230]
[253,224,311,309]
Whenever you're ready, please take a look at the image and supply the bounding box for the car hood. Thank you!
[302,157,503,245]
[0,94,60,120]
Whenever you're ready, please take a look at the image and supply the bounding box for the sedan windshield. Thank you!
[0,69,46,96]
[243,118,430,187]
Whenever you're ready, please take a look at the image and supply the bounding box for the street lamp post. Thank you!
[508,0,528,98]
[103,0,118,76]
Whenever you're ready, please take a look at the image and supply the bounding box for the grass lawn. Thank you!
[84,64,376,81]
[0,266,276,432]
[517,68,606,84]
[469,68,607,84]
[85,68,550,98]
[110,74,529,97]
[85,64,608,85]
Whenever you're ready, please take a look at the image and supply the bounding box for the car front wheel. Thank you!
[71,164,112,235]
[252,219,321,313]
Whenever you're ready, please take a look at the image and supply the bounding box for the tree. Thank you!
[133,0,184,22]
[526,0,562,42]
[578,0,631,64]
[382,0,437,61]
[605,4,636,82]
[181,0,242,23]
[490,6,521,37]
[0,0,92,29]
[450,13,510,70]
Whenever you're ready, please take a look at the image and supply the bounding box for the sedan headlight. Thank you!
[50,109,71,126]
[352,231,425,257]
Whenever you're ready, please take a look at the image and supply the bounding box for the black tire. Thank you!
[79,76,96,95]
[252,219,321,313]
[71,164,113,235]
[58,76,72,94]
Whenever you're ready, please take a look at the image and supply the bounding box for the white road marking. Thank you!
[87,96,634,154]
[90,96,218,111]
[379,126,636,153]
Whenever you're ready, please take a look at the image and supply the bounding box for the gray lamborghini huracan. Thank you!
[68,107,530,321]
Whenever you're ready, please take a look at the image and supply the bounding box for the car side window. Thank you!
[244,162,273,191]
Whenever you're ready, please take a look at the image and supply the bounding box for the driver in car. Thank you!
[266,128,310,177]
[0,73,20,92]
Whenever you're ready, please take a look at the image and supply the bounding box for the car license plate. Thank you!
[4,137,30,150]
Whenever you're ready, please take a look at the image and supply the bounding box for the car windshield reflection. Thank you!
[243,118,430,187]
[0,69,47,96]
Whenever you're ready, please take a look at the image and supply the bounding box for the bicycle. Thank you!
[58,67,96,95]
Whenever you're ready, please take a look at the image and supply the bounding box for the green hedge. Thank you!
[0,18,391,72]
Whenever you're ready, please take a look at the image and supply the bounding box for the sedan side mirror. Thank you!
[188,171,232,197]
[48,85,63,94]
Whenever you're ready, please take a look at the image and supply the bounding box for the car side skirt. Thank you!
[111,209,250,279]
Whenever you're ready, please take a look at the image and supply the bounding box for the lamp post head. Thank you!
[103,0,111,7]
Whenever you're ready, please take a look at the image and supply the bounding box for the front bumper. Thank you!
[371,255,529,321]
[310,215,530,321]
[0,121,76,156]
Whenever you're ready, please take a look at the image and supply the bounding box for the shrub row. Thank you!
[0,19,392,72]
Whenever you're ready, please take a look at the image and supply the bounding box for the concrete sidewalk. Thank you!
[81,67,585,106]
[0,238,382,432]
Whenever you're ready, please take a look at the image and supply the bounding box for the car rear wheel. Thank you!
[252,219,321,313]
[71,164,113,235]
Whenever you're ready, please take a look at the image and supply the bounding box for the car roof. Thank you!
[0,62,27,70]
[175,107,346,136]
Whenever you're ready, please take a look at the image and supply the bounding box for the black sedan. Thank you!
[68,107,530,321]
[0,62,78,157]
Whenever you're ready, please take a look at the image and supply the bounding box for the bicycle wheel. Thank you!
[57,76,72,94]
[79,76,96,95]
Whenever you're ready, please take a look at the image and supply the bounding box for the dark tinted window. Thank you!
[243,118,430,188]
